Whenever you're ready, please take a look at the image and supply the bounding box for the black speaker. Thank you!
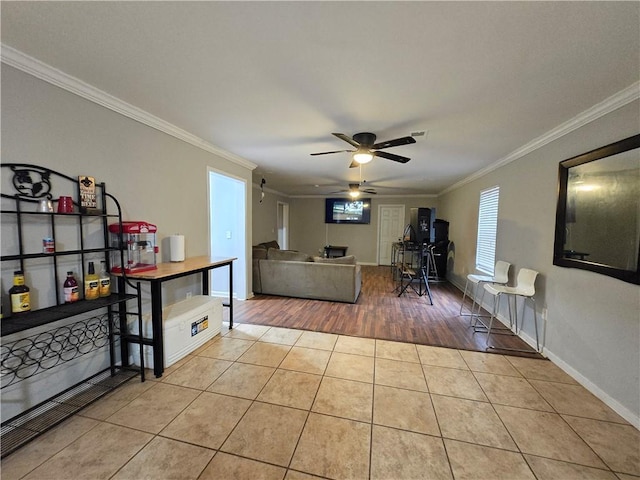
[410,208,436,244]
[433,219,449,243]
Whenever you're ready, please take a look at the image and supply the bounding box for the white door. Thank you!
[277,201,289,250]
[378,205,405,265]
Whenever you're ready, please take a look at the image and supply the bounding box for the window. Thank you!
[476,186,500,275]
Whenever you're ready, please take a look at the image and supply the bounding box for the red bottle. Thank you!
[63,271,80,303]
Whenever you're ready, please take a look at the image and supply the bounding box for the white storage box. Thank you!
[129,295,222,368]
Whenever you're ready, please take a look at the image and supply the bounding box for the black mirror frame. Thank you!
[553,134,640,285]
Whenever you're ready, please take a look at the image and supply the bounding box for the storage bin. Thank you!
[129,295,222,368]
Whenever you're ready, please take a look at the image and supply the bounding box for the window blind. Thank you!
[475,185,500,275]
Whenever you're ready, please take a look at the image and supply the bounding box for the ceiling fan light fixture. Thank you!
[349,190,360,198]
[353,151,373,164]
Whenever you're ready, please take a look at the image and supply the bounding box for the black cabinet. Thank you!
[431,219,450,280]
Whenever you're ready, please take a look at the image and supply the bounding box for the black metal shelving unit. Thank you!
[0,164,145,458]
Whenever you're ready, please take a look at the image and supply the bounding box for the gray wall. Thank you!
[439,99,640,425]
[2,65,254,304]
[1,64,255,418]
[251,185,290,246]
[288,196,439,263]
[252,193,440,263]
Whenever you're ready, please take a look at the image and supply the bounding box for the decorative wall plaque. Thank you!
[78,175,97,211]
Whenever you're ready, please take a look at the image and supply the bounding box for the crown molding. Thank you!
[289,193,437,199]
[252,182,289,198]
[1,44,257,171]
[440,81,640,196]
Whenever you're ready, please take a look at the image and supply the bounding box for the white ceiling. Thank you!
[2,2,638,197]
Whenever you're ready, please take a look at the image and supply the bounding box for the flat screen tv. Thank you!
[325,198,371,224]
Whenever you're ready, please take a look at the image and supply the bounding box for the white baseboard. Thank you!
[542,349,640,429]
[451,281,640,428]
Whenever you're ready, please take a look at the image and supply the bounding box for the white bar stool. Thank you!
[480,268,540,353]
[459,261,511,323]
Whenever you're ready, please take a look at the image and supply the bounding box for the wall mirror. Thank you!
[553,134,640,284]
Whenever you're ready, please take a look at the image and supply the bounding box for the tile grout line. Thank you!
[11,323,632,479]
[418,342,456,480]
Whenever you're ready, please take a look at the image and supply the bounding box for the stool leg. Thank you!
[471,286,487,327]
[474,288,495,333]
[487,294,540,354]
[485,292,500,346]
[506,294,517,331]
[459,278,470,315]
[421,263,433,305]
[530,297,540,353]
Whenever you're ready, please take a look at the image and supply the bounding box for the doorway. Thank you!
[377,205,405,265]
[208,168,247,300]
[277,201,290,250]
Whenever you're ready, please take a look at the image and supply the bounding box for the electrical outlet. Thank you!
[186,292,192,300]
[226,231,232,239]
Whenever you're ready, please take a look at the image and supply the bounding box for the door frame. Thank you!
[207,166,248,300]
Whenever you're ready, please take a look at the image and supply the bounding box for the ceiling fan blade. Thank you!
[333,133,360,148]
[363,189,377,194]
[372,136,416,150]
[349,160,359,168]
[374,150,411,163]
[310,149,354,156]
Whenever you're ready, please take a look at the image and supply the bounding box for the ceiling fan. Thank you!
[311,132,416,168]
[331,182,377,198]
[331,166,378,198]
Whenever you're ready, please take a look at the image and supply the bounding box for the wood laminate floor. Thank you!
[234,265,541,357]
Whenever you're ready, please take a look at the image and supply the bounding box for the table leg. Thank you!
[202,271,209,295]
[150,280,164,378]
[228,261,233,329]
[117,276,130,368]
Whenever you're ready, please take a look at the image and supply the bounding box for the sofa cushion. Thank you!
[313,255,357,265]
[268,248,312,262]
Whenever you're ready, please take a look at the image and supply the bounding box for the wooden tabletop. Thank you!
[125,256,236,280]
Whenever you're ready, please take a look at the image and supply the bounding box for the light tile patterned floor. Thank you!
[2,323,639,480]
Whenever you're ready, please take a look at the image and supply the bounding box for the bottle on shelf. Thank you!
[63,271,80,303]
[9,270,31,314]
[98,261,111,297]
[84,262,99,300]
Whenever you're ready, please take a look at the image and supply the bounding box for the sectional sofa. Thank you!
[252,242,361,303]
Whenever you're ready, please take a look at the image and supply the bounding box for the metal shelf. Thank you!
[1,247,119,262]
[0,209,118,218]
[0,163,146,457]
[1,368,138,458]
[1,293,137,337]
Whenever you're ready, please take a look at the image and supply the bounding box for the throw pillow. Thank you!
[313,255,357,265]
[259,240,280,250]
[252,246,268,260]
[268,248,312,262]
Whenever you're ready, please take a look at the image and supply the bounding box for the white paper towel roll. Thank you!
[169,234,185,262]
